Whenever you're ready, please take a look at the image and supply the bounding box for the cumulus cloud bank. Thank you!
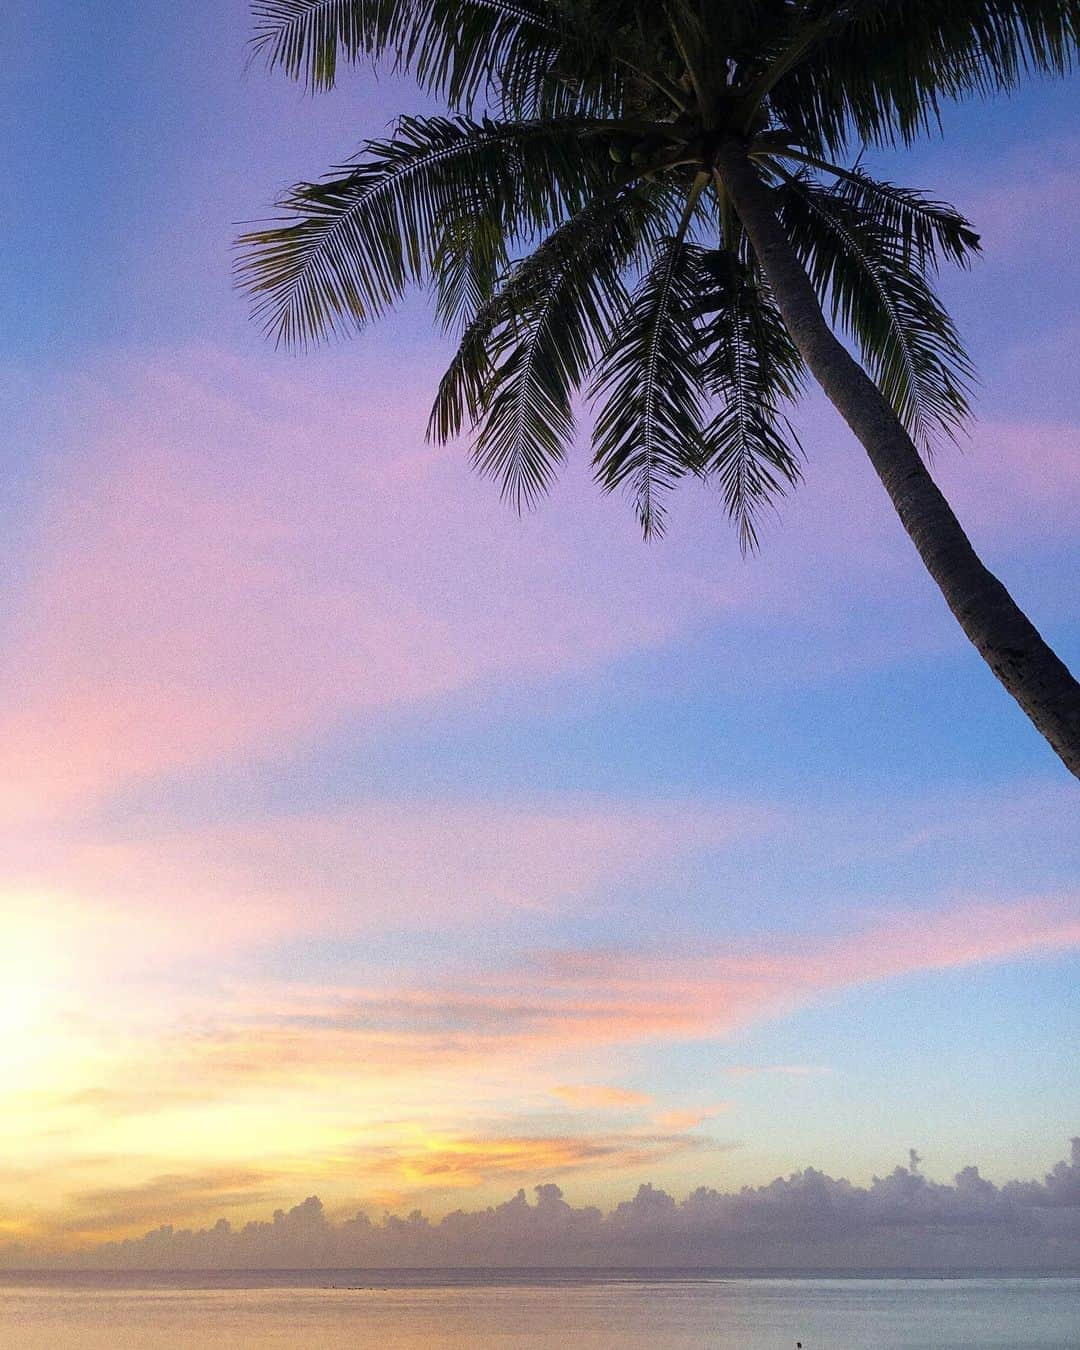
[8,1141,1078,1273]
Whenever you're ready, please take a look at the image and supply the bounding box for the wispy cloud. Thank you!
[726,1064,832,1078]
[957,133,1080,258]
[2,796,768,966]
[1,352,736,823]
[5,348,1076,833]
[653,1106,729,1131]
[933,419,1080,544]
[29,893,1077,1144]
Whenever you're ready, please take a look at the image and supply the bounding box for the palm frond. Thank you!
[430,204,508,333]
[251,0,562,107]
[251,0,372,89]
[590,233,709,538]
[250,0,713,118]
[774,169,976,454]
[467,188,654,508]
[694,249,806,551]
[428,293,503,447]
[429,176,674,444]
[775,154,982,269]
[765,0,1080,154]
[235,115,615,347]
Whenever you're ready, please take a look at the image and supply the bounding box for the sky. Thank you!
[1,1,1078,1264]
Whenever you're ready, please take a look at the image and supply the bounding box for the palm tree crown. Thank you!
[238,1,1080,777]
[237,0,1072,543]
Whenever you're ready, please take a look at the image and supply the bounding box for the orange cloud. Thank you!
[60,1168,277,1239]
[367,1132,705,1189]
[653,1106,729,1131]
[551,1085,654,1110]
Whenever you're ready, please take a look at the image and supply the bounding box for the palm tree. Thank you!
[237,0,1080,778]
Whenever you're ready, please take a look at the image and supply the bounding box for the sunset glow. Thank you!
[2,1,1077,1268]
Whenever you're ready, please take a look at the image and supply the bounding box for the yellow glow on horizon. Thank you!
[0,898,79,1094]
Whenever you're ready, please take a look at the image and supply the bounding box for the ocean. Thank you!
[1,1270,1077,1347]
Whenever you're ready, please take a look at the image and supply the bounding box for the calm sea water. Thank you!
[1,1270,1077,1348]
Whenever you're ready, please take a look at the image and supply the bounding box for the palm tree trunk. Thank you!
[714,138,1080,780]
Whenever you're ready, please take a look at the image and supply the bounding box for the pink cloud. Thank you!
[195,892,1080,1072]
[0,352,735,822]
[2,348,1075,831]
[817,895,1080,984]
[489,893,1080,1046]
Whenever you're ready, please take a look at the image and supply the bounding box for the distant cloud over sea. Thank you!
[7,1140,1078,1273]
